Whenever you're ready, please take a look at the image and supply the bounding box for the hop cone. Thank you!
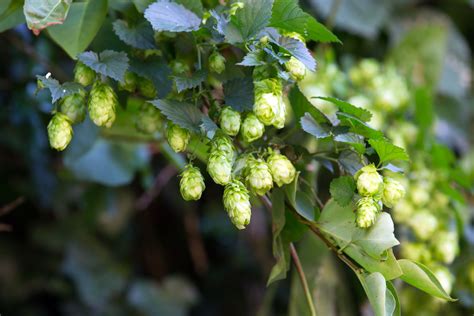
[410,210,438,240]
[219,106,241,136]
[433,231,458,264]
[356,197,379,228]
[245,158,273,196]
[285,56,306,81]
[209,51,226,74]
[118,71,138,92]
[47,113,73,151]
[254,79,283,126]
[137,77,157,99]
[272,97,286,129]
[381,177,405,208]
[135,101,162,134]
[240,113,264,142]
[180,164,206,201]
[267,152,296,187]
[166,122,190,152]
[88,82,118,128]
[74,62,96,86]
[223,179,251,229]
[210,133,235,161]
[207,151,232,185]
[354,164,383,197]
[60,89,86,123]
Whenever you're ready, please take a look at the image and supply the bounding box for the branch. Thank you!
[0,197,25,217]
[135,165,177,211]
[290,243,317,316]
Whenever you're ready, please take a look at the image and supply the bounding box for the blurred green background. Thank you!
[0,0,473,315]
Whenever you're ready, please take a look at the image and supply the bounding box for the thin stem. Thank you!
[290,243,317,316]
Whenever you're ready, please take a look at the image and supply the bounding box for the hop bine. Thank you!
[356,197,380,228]
[208,51,226,74]
[219,106,241,136]
[88,81,118,128]
[74,62,96,86]
[60,89,86,123]
[245,158,273,196]
[381,177,405,207]
[354,164,384,197]
[267,152,296,187]
[47,113,73,151]
[166,122,190,153]
[180,164,206,201]
[223,179,251,229]
[240,113,264,143]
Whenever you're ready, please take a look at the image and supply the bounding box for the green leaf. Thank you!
[267,188,290,285]
[284,172,318,222]
[144,0,201,32]
[78,50,129,82]
[23,0,71,35]
[200,116,218,139]
[316,199,355,245]
[112,20,156,50]
[398,259,456,301]
[368,139,409,164]
[133,0,153,12]
[223,77,254,112]
[334,133,365,154]
[300,113,331,138]
[47,0,107,59]
[269,0,340,43]
[173,69,207,93]
[289,85,330,124]
[316,96,372,122]
[386,281,401,316]
[175,0,203,17]
[225,0,273,43]
[36,74,82,103]
[150,99,203,133]
[344,247,402,280]
[329,176,355,206]
[357,272,396,316]
[337,112,384,140]
[352,213,399,259]
[237,50,266,66]
[268,31,316,71]
[130,58,172,98]
[338,150,367,176]
[0,0,25,33]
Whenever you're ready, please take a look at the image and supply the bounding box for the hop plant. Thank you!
[219,106,241,136]
[209,51,226,74]
[210,133,235,161]
[354,164,383,197]
[240,113,264,142]
[135,101,162,134]
[223,179,251,229]
[382,177,405,207]
[166,122,190,153]
[254,79,283,126]
[74,62,96,86]
[267,152,296,187]
[88,81,118,128]
[137,77,157,98]
[356,197,380,228]
[180,164,206,201]
[285,56,306,81]
[245,158,273,196]
[47,113,73,151]
[207,152,232,185]
[60,90,86,123]
[119,71,138,92]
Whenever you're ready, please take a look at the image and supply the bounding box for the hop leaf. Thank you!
[356,197,380,228]
[166,122,190,153]
[267,152,296,187]
[73,62,96,86]
[219,106,241,136]
[223,179,252,229]
[240,113,264,142]
[209,51,226,74]
[381,177,405,208]
[245,158,273,196]
[60,89,87,123]
[180,164,206,201]
[354,164,384,197]
[88,82,118,128]
[47,113,73,151]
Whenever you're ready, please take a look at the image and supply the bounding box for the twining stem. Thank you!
[289,243,317,316]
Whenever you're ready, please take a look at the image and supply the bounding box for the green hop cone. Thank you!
[74,62,96,86]
[219,106,241,136]
[354,164,383,197]
[180,164,206,201]
[285,56,306,81]
[166,122,190,153]
[47,113,73,151]
[272,97,286,129]
[60,89,86,123]
[280,30,305,43]
[137,77,157,99]
[356,197,380,228]
[240,113,264,142]
[210,133,235,161]
[409,209,438,240]
[88,82,118,128]
[135,101,162,134]
[254,79,283,126]
[223,179,251,229]
[229,1,244,15]
[209,51,226,74]
[267,152,296,187]
[245,158,273,196]
[432,231,458,264]
[381,177,405,208]
[118,71,138,92]
[207,151,232,185]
